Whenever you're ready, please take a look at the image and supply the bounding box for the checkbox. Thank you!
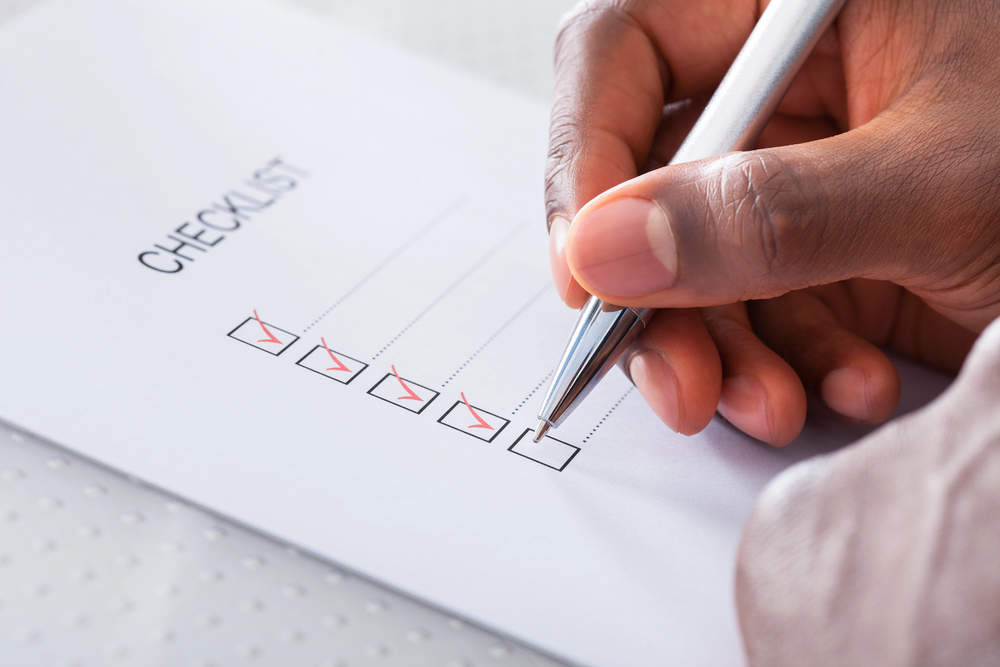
[367,366,439,414]
[228,311,299,356]
[437,394,510,443]
[296,339,368,385]
[508,428,579,472]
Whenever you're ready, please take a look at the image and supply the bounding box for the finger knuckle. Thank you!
[554,1,643,65]
[547,0,651,225]
[554,2,603,61]
[710,151,829,286]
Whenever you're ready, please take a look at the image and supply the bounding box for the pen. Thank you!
[533,0,847,442]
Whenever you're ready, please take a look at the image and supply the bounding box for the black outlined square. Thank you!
[508,428,580,471]
[228,315,299,356]
[437,397,510,443]
[296,344,368,385]
[367,370,439,414]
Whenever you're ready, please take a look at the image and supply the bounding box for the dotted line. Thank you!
[302,197,465,333]
[511,368,554,416]
[441,283,551,388]
[371,221,529,360]
[582,388,634,443]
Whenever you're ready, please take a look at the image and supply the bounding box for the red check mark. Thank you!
[253,310,282,345]
[461,392,494,430]
[320,338,350,372]
[392,365,423,402]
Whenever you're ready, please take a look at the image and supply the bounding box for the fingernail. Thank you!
[569,197,677,297]
[548,215,574,303]
[717,375,774,444]
[628,351,679,432]
[821,367,873,421]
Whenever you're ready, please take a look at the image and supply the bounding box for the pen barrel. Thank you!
[670,0,846,165]
[537,298,651,428]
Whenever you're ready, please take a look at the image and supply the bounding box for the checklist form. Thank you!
[0,1,952,665]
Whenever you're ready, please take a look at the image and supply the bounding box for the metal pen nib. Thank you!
[532,420,550,443]
[535,299,652,433]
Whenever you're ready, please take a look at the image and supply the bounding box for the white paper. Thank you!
[0,1,954,664]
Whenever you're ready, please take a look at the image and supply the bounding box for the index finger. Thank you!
[545,0,758,224]
[545,0,759,306]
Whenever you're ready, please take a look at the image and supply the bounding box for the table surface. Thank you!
[0,1,583,665]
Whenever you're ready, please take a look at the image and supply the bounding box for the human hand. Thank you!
[546,0,996,445]
[735,316,1000,665]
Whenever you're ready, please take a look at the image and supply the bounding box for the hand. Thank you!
[735,317,1000,665]
[545,0,997,445]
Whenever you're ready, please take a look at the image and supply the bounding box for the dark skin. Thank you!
[547,0,993,446]
[545,0,1000,662]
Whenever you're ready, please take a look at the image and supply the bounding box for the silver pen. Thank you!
[533,0,846,442]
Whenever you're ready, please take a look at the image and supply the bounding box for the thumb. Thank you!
[564,117,948,309]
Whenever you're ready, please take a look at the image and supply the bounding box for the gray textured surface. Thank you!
[0,0,579,664]
[0,0,575,99]
[0,422,565,666]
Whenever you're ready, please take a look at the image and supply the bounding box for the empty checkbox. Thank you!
[508,428,579,471]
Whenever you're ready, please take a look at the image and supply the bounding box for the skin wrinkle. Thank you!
[561,8,664,141]
[545,5,668,225]
[918,260,1000,300]
[545,124,635,221]
[921,1,984,77]
[962,126,1000,209]
[912,264,1000,314]
[748,159,783,275]
[713,152,832,290]
[776,155,834,279]
[920,118,1000,259]
[805,153,865,283]
[839,3,927,126]
[856,113,987,286]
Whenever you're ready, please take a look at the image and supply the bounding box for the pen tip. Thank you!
[532,420,550,443]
